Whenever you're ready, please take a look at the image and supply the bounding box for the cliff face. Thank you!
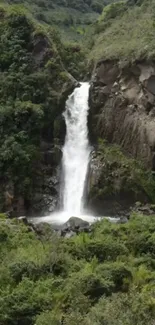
[89,60,155,170]
[88,60,155,216]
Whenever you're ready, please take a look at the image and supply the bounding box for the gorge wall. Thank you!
[88,60,155,216]
[89,60,155,169]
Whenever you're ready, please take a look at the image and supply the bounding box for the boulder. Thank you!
[63,216,89,229]
[131,202,155,216]
[60,217,90,236]
[64,230,76,238]
[18,216,28,225]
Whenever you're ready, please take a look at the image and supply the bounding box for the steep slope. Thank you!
[3,0,118,41]
[88,0,155,215]
[0,5,83,217]
[89,0,153,61]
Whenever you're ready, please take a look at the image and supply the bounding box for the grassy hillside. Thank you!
[2,0,118,41]
[89,0,155,62]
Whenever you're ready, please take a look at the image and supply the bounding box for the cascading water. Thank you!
[62,82,90,216]
[29,82,119,225]
[30,82,99,224]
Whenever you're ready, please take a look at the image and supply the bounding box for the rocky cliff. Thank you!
[89,60,155,169]
[88,60,155,215]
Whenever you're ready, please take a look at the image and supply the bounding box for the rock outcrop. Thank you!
[88,60,155,216]
[60,216,90,236]
[89,60,155,170]
[87,144,155,216]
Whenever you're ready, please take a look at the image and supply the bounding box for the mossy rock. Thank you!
[88,140,155,216]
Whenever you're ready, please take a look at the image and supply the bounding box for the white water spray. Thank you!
[28,82,119,225]
[62,82,90,216]
[29,82,103,224]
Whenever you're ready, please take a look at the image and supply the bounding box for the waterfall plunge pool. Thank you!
[28,211,119,226]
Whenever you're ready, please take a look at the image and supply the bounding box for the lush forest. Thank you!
[0,4,87,216]
[1,0,155,324]
[2,0,118,40]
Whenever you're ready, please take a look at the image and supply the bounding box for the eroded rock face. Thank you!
[87,149,149,217]
[32,33,52,67]
[89,60,155,170]
[29,143,62,216]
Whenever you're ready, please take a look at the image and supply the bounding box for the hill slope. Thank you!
[3,0,118,41]
[89,0,155,62]
[0,4,86,216]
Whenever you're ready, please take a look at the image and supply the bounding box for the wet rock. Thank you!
[118,216,128,224]
[43,145,62,166]
[131,202,155,216]
[59,73,79,109]
[53,115,66,142]
[64,230,76,238]
[18,216,29,225]
[62,217,89,230]
[32,193,58,216]
[14,196,26,217]
[58,217,90,236]
[145,75,155,95]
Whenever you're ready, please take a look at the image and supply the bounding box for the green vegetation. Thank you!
[89,140,155,204]
[1,0,118,41]
[0,5,87,214]
[0,1,155,324]
[1,212,155,324]
[89,0,155,61]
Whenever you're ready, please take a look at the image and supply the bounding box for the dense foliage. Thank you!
[1,213,155,324]
[0,1,155,324]
[89,0,155,61]
[0,6,86,214]
[2,0,118,41]
[95,140,155,201]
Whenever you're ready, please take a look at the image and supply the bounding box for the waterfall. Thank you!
[62,82,90,216]
[29,82,99,224]
[29,82,120,225]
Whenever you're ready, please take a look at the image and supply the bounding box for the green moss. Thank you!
[99,1,127,22]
